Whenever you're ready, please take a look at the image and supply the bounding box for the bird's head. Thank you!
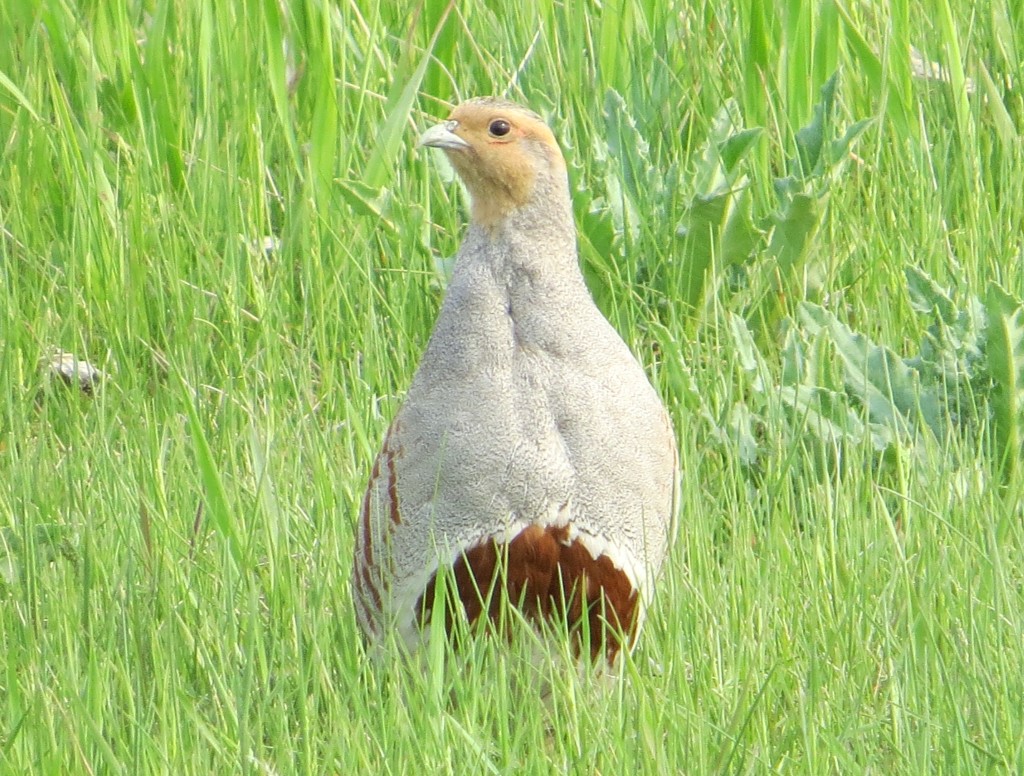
[419,98,570,230]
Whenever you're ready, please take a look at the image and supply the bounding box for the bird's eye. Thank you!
[488,119,512,137]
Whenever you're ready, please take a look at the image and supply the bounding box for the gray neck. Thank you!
[461,177,579,281]
[424,185,592,370]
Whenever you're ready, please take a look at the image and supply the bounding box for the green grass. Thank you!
[2,0,1024,772]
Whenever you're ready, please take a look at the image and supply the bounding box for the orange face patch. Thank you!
[427,99,566,229]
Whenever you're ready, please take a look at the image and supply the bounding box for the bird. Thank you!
[353,97,677,663]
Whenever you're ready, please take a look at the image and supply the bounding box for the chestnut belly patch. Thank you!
[415,523,639,661]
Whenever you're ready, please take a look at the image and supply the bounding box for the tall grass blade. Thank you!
[985,283,1024,481]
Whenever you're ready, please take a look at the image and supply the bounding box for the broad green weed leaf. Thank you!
[693,100,748,194]
[906,266,958,323]
[749,72,867,340]
[727,312,766,392]
[780,385,863,446]
[727,401,761,468]
[768,192,822,274]
[780,323,806,387]
[603,89,654,207]
[749,191,824,338]
[720,187,763,266]
[792,72,837,177]
[830,118,872,162]
[675,192,729,314]
[903,268,988,433]
[672,102,764,318]
[720,128,764,175]
[799,302,941,436]
[336,179,393,226]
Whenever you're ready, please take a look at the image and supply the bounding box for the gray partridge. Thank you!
[353,97,677,661]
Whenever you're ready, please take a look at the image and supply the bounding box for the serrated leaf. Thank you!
[780,323,806,387]
[791,72,838,177]
[727,401,761,467]
[720,185,763,266]
[674,191,730,315]
[985,282,1024,480]
[828,118,873,168]
[719,127,764,174]
[603,89,655,205]
[693,100,746,194]
[336,179,391,222]
[906,266,958,323]
[577,194,620,309]
[798,302,941,436]
[727,312,767,392]
[779,384,880,450]
[601,162,641,243]
[769,192,823,274]
[748,192,825,337]
[910,277,988,419]
[669,100,765,319]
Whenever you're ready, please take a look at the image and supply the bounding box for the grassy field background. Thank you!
[2,0,1023,772]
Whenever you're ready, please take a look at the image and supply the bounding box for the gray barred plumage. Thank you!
[353,98,677,660]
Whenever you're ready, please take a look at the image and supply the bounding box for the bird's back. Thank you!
[354,223,675,657]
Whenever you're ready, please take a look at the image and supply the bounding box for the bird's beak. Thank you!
[418,121,471,151]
